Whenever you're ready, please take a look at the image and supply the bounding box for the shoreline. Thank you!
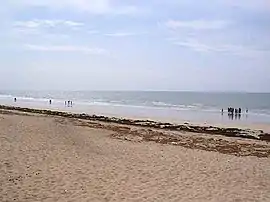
[1,95,270,126]
[1,104,270,142]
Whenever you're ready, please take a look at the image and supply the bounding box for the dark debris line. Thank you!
[0,105,269,142]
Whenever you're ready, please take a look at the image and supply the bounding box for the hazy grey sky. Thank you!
[0,0,270,92]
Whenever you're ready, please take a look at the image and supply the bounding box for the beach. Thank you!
[1,107,270,202]
[2,0,270,199]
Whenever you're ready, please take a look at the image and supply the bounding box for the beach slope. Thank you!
[1,109,270,202]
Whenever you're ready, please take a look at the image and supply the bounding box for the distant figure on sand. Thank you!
[14,98,17,102]
[49,100,52,105]
[221,108,224,114]
[246,108,249,113]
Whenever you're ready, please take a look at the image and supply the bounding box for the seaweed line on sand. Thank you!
[0,105,269,142]
[1,105,269,158]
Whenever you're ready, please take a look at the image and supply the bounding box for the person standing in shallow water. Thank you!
[14,98,17,102]
[49,100,52,105]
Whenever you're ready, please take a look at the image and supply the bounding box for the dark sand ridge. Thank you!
[0,105,270,142]
[0,105,270,158]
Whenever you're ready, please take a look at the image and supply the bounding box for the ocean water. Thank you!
[0,91,270,124]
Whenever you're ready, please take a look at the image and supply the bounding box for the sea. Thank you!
[1,91,270,124]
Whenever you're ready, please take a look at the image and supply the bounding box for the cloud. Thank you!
[104,32,146,37]
[169,39,214,52]
[163,16,269,58]
[159,0,270,12]
[170,38,270,57]
[12,20,84,38]
[24,44,108,55]
[9,0,140,15]
[14,20,84,29]
[220,0,270,12]
[165,20,230,30]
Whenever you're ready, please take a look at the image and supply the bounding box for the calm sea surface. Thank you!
[1,91,270,124]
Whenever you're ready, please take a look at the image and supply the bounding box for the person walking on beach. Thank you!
[14,98,17,102]
[49,100,52,105]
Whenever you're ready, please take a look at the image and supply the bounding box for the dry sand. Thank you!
[1,111,270,202]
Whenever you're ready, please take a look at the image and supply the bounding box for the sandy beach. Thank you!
[1,109,270,202]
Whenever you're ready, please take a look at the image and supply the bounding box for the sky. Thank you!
[0,0,269,92]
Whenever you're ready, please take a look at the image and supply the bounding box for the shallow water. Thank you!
[1,91,270,124]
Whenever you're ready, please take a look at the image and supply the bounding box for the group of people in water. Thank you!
[50,100,74,107]
[221,107,248,114]
[65,100,73,107]
[14,98,74,107]
[221,107,249,120]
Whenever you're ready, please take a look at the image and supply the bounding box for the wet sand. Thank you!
[1,110,270,202]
